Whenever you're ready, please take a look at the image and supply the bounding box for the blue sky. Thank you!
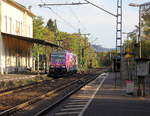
[15,0,150,48]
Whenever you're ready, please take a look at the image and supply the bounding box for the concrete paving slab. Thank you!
[82,72,150,116]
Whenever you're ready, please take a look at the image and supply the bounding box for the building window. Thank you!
[5,16,7,32]
[29,26,30,37]
[18,22,20,35]
[20,23,22,35]
[9,18,12,33]
[16,21,20,35]
[15,20,18,34]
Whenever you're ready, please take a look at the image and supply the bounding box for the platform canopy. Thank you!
[2,32,60,48]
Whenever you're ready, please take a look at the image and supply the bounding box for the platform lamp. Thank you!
[129,2,150,96]
[129,3,142,58]
[129,3,143,96]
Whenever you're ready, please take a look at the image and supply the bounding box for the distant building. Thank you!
[0,0,35,74]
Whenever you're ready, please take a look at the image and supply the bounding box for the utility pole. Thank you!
[116,0,122,55]
[54,20,58,45]
[84,0,122,55]
[84,0,123,87]
[116,0,123,87]
[77,29,90,70]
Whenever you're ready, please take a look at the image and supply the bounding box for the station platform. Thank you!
[81,72,150,116]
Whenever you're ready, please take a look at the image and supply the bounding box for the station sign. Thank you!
[136,58,149,76]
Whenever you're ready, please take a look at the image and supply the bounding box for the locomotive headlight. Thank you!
[62,66,66,68]
[50,65,54,68]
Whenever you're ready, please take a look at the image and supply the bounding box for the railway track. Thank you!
[0,73,77,97]
[0,80,82,116]
[34,74,98,116]
[0,76,79,109]
[0,79,51,97]
[0,73,98,116]
[0,68,107,116]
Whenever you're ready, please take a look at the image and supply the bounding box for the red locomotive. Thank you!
[48,51,78,77]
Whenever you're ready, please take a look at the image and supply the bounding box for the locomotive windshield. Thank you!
[51,53,66,63]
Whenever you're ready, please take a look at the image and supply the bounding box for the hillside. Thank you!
[92,44,115,52]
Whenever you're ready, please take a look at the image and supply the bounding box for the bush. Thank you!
[6,81,14,88]
[15,80,23,87]
[0,81,6,88]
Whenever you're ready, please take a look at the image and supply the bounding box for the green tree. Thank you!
[43,27,55,43]
[46,19,57,32]
[33,16,100,72]
[142,8,150,39]
[33,16,45,39]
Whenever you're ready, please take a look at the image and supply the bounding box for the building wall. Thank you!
[1,0,33,38]
[3,35,33,73]
[0,0,34,74]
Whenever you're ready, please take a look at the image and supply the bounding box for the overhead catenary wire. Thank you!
[39,0,78,31]
[84,0,117,17]
[69,7,81,28]
[38,2,88,7]
[44,6,78,31]
[88,37,99,45]
[89,35,99,43]
[41,1,103,48]
[68,7,88,33]
[39,0,91,32]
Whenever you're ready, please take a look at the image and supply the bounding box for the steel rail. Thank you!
[0,79,81,116]
[0,79,52,97]
[0,69,106,116]
[34,75,99,116]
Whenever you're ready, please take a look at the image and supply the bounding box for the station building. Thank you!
[0,0,35,74]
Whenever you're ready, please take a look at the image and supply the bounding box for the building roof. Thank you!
[3,0,35,17]
[2,32,60,48]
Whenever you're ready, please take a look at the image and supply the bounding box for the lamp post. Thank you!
[129,3,142,58]
[129,3,143,96]
[129,2,150,96]
[129,2,150,58]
